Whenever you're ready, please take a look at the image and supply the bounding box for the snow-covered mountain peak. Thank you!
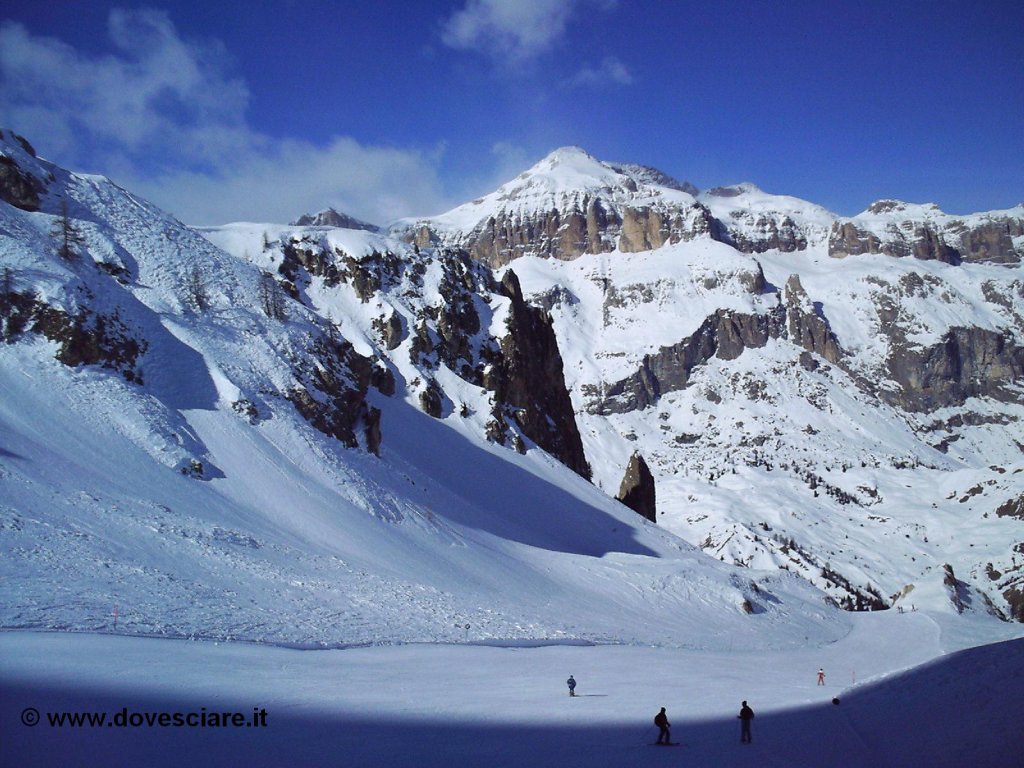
[705,182,763,197]
[861,199,944,218]
[495,145,636,201]
[291,207,380,232]
[535,144,601,167]
[390,147,707,265]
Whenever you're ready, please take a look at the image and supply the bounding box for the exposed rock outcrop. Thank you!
[589,305,788,414]
[828,207,1022,265]
[287,332,381,452]
[722,214,808,254]
[460,196,617,267]
[616,452,657,523]
[942,563,970,614]
[884,327,1024,412]
[784,275,843,364]
[292,208,379,232]
[2,288,146,383]
[995,496,1024,520]
[430,199,727,267]
[489,270,591,479]
[0,134,46,212]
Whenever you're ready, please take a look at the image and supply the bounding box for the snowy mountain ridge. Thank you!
[1,128,1022,658]
[1,129,848,650]
[393,144,1024,622]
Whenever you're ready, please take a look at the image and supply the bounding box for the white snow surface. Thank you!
[503,217,1024,618]
[0,132,844,651]
[392,146,700,238]
[3,618,1021,767]
[2,131,1023,766]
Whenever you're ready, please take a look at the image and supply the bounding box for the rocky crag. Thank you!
[3,131,1023,621]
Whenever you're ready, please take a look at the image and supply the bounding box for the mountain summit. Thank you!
[398,146,1023,266]
[291,207,379,231]
[394,147,709,265]
[2,129,1023,638]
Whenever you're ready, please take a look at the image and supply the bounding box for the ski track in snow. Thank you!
[2,618,1022,768]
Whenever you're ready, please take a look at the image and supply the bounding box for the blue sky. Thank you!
[1,1,1021,225]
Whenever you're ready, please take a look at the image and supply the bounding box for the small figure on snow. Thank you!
[654,707,671,745]
[817,668,826,686]
[566,675,576,697]
[738,700,754,743]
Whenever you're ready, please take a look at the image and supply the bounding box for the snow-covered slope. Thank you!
[0,130,846,650]
[391,147,717,266]
[399,143,1024,622]
[3,617,1021,768]
[3,127,1023,768]
[2,126,1022,658]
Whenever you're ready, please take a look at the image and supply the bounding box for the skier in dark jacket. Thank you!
[738,700,754,743]
[566,675,576,697]
[654,707,671,744]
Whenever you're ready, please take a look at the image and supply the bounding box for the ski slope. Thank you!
[3,613,1021,767]
[2,130,1023,766]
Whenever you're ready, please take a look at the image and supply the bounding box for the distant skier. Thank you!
[567,675,576,697]
[738,700,754,743]
[654,707,671,745]
[817,668,826,686]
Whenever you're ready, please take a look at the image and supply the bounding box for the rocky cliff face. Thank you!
[286,331,383,454]
[5,130,1022,623]
[489,270,591,478]
[263,224,593,478]
[783,275,843,365]
[292,208,380,232]
[433,197,725,268]
[884,327,1024,412]
[828,201,1023,265]
[0,131,49,212]
[616,452,656,523]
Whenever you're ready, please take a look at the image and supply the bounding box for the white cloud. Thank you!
[126,137,448,227]
[0,12,451,225]
[0,11,253,167]
[441,0,615,63]
[566,56,634,88]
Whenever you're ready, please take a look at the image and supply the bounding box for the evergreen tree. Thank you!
[186,263,209,312]
[258,271,287,320]
[52,200,85,261]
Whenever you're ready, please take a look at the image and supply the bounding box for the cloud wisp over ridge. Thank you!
[0,10,450,226]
